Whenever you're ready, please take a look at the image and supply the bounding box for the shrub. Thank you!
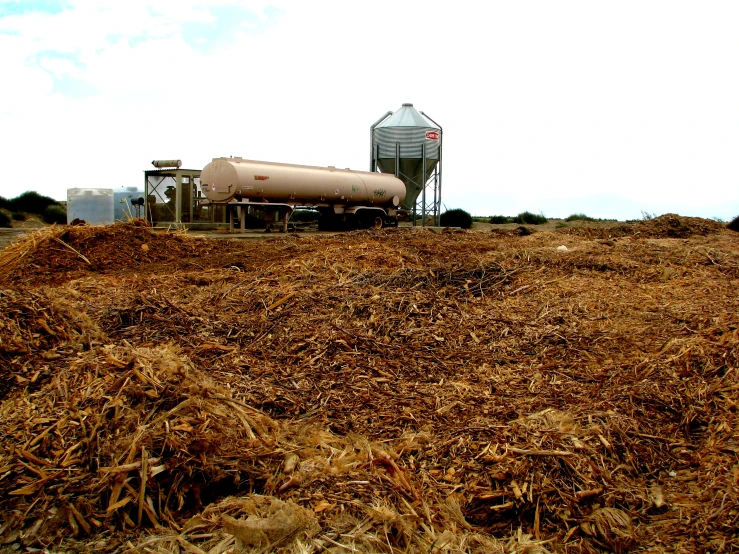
[0,196,9,211]
[728,215,739,233]
[0,210,11,228]
[11,212,26,221]
[43,204,67,225]
[511,211,547,225]
[521,226,537,235]
[489,215,510,224]
[291,209,320,222]
[9,191,60,214]
[440,208,473,229]
[565,213,595,222]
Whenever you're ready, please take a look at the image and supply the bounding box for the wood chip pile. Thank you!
[0,215,737,553]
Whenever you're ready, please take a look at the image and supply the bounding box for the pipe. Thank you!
[421,142,426,227]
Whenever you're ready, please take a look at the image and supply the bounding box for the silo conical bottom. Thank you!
[376,158,439,210]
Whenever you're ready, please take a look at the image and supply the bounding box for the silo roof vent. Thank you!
[377,103,438,129]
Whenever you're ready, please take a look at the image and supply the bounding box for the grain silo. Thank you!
[370,103,442,226]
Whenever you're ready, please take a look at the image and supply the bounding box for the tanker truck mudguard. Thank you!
[200,157,406,230]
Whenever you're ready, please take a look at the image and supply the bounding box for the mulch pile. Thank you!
[0,215,737,553]
[0,225,230,286]
[554,213,725,240]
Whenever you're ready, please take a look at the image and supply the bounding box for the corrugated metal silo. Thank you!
[371,103,442,225]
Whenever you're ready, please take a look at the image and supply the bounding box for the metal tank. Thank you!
[66,188,114,225]
[370,103,442,225]
[152,160,182,169]
[200,157,406,230]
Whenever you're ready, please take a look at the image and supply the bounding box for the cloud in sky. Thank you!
[1,0,738,220]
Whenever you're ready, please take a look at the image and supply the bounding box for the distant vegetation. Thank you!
[565,213,596,222]
[0,192,65,226]
[2,191,61,214]
[481,212,622,225]
[440,208,473,229]
[44,205,67,224]
[291,209,320,222]
[511,211,548,225]
[480,212,549,225]
[625,211,661,223]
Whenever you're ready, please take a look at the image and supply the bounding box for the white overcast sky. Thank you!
[1,0,738,220]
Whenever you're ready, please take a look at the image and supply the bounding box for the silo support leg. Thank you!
[240,206,246,231]
[283,211,289,233]
[229,206,234,233]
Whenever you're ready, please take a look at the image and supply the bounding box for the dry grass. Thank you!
[0,215,737,553]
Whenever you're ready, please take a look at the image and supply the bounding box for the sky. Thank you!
[1,0,738,221]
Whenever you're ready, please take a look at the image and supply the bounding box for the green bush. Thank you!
[43,204,67,225]
[11,212,26,221]
[0,210,11,228]
[440,208,473,229]
[489,215,509,224]
[291,209,320,222]
[0,196,9,211]
[9,191,60,214]
[565,213,595,222]
[511,211,547,225]
[728,215,739,233]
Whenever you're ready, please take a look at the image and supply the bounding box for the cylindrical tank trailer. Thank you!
[200,157,406,229]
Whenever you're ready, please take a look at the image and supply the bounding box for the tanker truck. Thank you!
[200,157,406,231]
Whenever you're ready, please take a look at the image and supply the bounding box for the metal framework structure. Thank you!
[144,167,215,227]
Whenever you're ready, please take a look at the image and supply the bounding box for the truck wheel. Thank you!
[373,216,383,229]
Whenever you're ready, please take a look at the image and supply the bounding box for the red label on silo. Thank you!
[426,131,440,140]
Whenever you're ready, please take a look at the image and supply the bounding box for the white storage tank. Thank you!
[66,188,114,225]
[114,187,145,221]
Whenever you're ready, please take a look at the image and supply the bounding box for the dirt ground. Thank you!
[470,219,624,233]
[0,228,28,251]
[0,219,619,252]
[0,215,737,553]
[0,217,46,251]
